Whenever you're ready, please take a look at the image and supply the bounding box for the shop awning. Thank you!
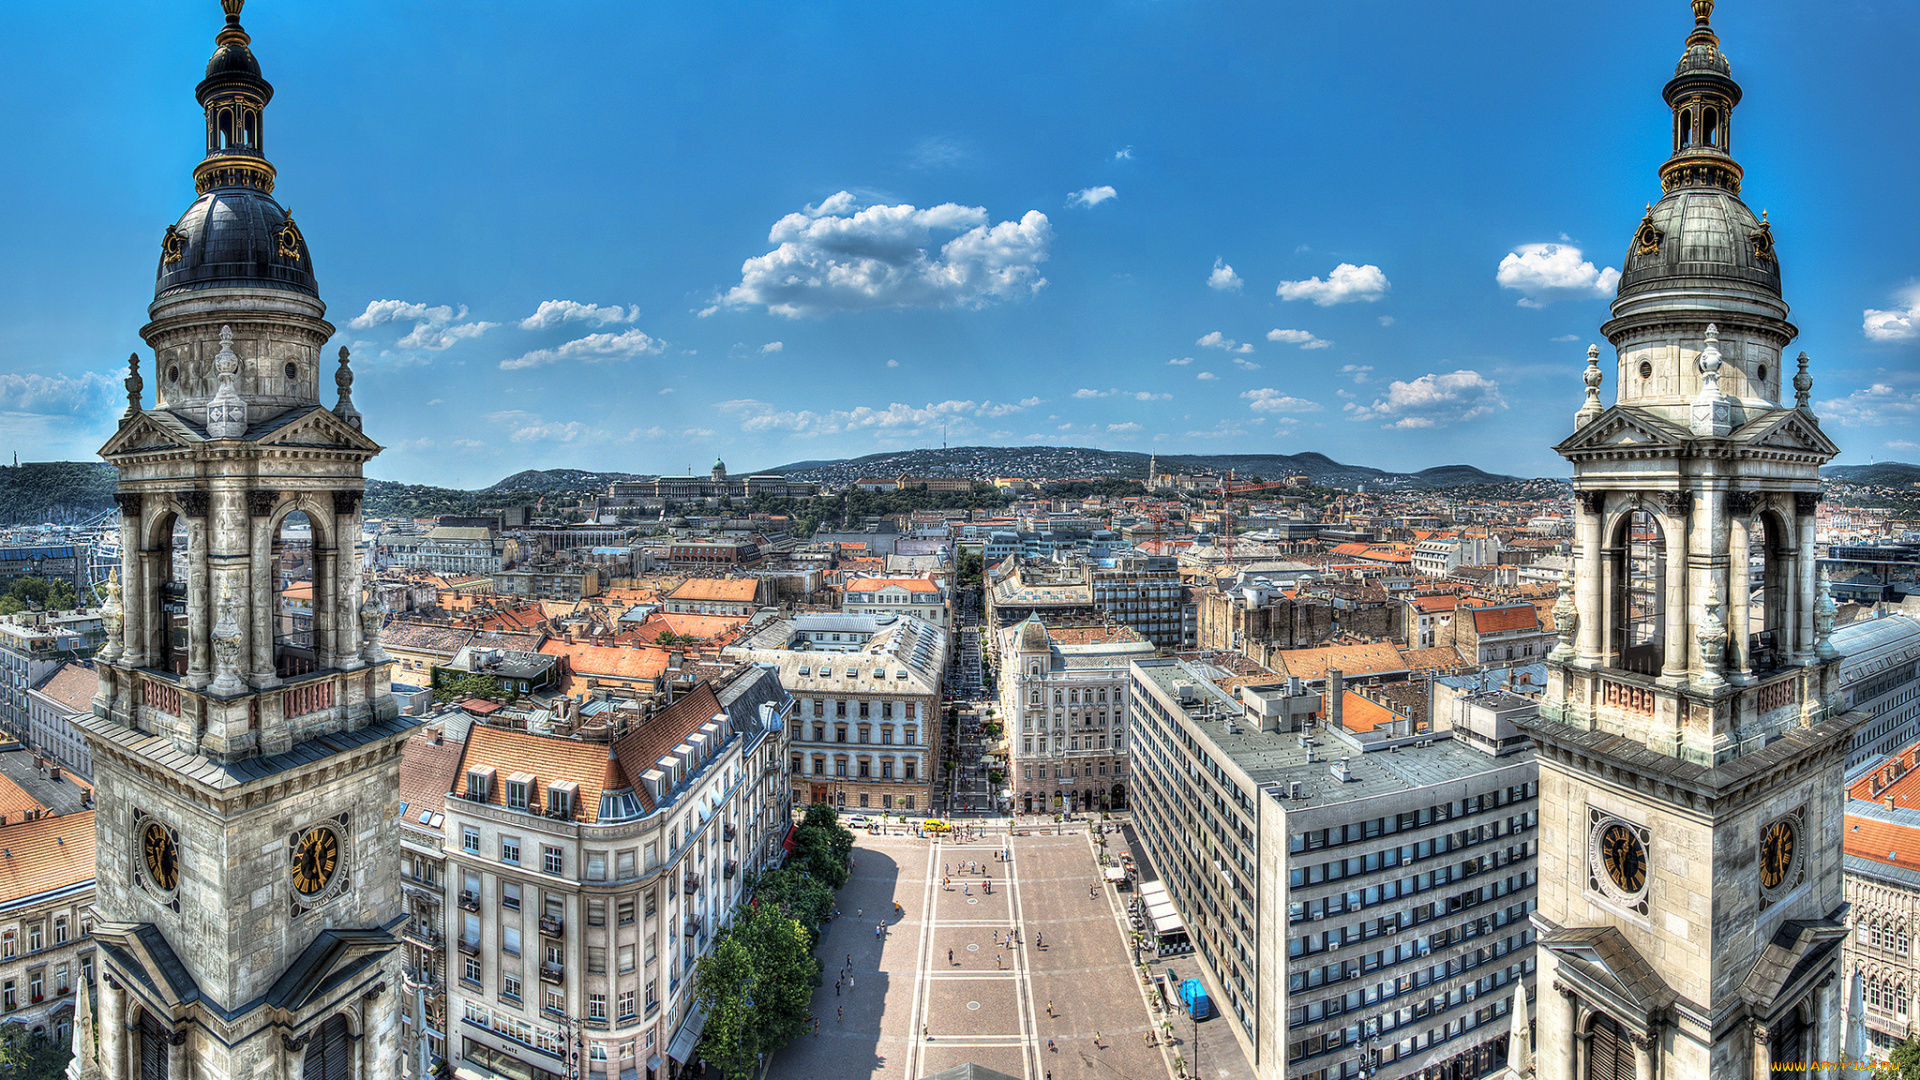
[781,823,798,853]
[667,1001,709,1063]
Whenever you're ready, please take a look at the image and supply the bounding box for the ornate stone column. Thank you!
[334,490,365,670]
[1576,492,1605,665]
[1689,485,1725,678]
[184,494,212,689]
[1633,1027,1657,1080]
[1727,507,1751,678]
[99,976,126,1080]
[1796,495,1819,661]
[1660,491,1690,684]
[166,1025,187,1079]
[1752,1020,1772,1079]
[248,505,277,685]
[1552,981,1579,1080]
[116,495,147,669]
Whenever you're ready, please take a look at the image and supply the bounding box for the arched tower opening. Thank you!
[150,512,190,678]
[1608,508,1666,676]
[275,510,316,675]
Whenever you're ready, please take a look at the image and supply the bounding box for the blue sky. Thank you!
[1,0,1916,488]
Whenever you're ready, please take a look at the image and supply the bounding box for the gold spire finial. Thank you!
[216,0,250,48]
[1693,0,1714,27]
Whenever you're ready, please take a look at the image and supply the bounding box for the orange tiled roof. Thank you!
[1047,624,1149,646]
[612,682,729,813]
[1328,690,1414,734]
[399,729,466,830]
[667,579,761,604]
[628,613,746,644]
[1845,813,1920,871]
[455,725,617,823]
[540,641,671,684]
[1408,595,1462,614]
[1275,641,1407,681]
[0,811,94,899]
[0,771,49,823]
[32,662,96,714]
[845,578,941,595]
[1471,605,1543,634]
[1402,646,1468,672]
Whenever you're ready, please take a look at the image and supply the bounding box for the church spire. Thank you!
[1659,0,1744,194]
[193,0,279,196]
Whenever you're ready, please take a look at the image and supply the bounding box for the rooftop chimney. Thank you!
[1328,669,1345,730]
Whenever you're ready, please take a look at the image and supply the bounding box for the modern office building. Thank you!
[1129,655,1538,1080]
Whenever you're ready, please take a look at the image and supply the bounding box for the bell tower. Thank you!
[77,4,414,1079]
[1521,3,1857,1078]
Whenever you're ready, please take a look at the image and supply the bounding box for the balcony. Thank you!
[539,961,564,985]
[458,891,480,912]
[402,923,445,949]
[683,872,700,895]
[724,860,738,879]
[723,823,737,841]
[457,937,480,956]
[539,914,564,938]
[684,916,703,938]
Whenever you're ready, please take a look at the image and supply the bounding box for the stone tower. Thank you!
[77,4,415,1079]
[1519,3,1857,1078]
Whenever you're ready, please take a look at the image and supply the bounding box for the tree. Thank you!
[0,576,79,616]
[1893,1035,1920,1080]
[956,548,985,589]
[0,1024,70,1080]
[431,671,504,703]
[791,822,852,889]
[692,900,821,1078]
[750,867,835,931]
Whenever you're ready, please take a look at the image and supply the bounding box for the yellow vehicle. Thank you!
[923,819,952,833]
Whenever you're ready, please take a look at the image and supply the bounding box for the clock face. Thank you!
[1600,822,1647,894]
[1761,818,1797,890]
[142,821,178,892]
[292,826,341,897]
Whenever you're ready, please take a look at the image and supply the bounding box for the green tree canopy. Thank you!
[0,576,79,616]
[749,867,835,934]
[692,899,821,1078]
[1892,1034,1920,1080]
[431,671,505,703]
[0,1024,70,1080]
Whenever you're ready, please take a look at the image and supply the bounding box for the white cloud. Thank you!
[886,359,900,368]
[761,341,784,354]
[1820,383,1920,427]
[1241,388,1324,413]
[1232,358,1261,370]
[627,426,717,440]
[1495,243,1620,306]
[658,388,676,395]
[349,299,497,351]
[1267,328,1331,350]
[1114,146,1134,160]
[1208,259,1242,292]
[1550,334,1581,343]
[1276,263,1390,305]
[1344,369,1506,428]
[1889,440,1920,451]
[500,327,663,370]
[1197,331,1254,353]
[0,371,114,415]
[484,410,593,444]
[1166,357,1194,366]
[1339,364,1372,383]
[1185,420,1248,439]
[1378,315,1395,326]
[518,300,640,330]
[1073,388,1172,401]
[717,397,1039,437]
[1106,422,1143,433]
[1197,371,1219,381]
[911,136,970,170]
[710,192,1052,317]
[1864,284,1920,342]
[1068,185,1118,208]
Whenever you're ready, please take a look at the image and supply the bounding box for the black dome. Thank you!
[204,40,262,81]
[1616,187,1780,304]
[155,188,316,300]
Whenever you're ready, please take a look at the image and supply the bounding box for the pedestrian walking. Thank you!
[1046,999,1053,1017]
[838,1006,843,1023]
[857,908,862,920]
[1047,1039,1055,1053]
[948,948,954,964]
[996,953,1002,969]
[847,954,852,967]
[1093,1031,1101,1048]
[849,973,855,989]
[1036,931,1043,948]
[835,979,841,996]
[875,923,882,939]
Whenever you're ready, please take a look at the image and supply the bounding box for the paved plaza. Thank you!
[765,820,1256,1080]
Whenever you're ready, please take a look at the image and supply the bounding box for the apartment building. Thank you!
[1129,656,1537,1080]
[422,664,793,1080]
[663,578,768,618]
[997,616,1155,815]
[728,613,948,813]
[0,810,96,1055]
[842,577,950,628]
[492,565,606,601]
[24,661,95,781]
[1837,615,1920,776]
[0,616,92,741]
[1841,745,1920,1058]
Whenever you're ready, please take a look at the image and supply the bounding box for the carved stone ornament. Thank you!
[113,492,143,519]
[99,567,125,665]
[1694,595,1728,691]
[206,324,248,440]
[1726,490,1759,518]
[169,1028,188,1047]
[179,490,210,518]
[161,224,186,264]
[1816,568,1839,661]
[1549,567,1579,663]
[360,590,390,664]
[1793,352,1813,409]
[275,214,303,261]
[1633,205,1663,257]
[1577,491,1605,516]
[209,586,246,695]
[332,490,362,515]
[1662,489,1691,518]
[281,1033,307,1053]
[1796,492,1819,516]
[248,489,279,517]
[123,352,144,421]
[333,345,363,431]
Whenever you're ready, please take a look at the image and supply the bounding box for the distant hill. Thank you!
[482,469,648,494]
[1824,462,1920,487]
[0,461,118,524]
[760,445,1523,490]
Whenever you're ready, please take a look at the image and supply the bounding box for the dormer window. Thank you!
[506,773,535,811]
[548,781,578,819]
[467,767,495,801]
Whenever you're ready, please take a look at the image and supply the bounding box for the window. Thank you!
[646,981,658,1009]
[462,827,479,854]
[906,703,917,719]
[587,853,607,881]
[588,994,607,1021]
[617,850,636,878]
[546,989,565,1013]
[905,726,916,745]
[881,760,893,779]
[836,725,847,742]
[587,899,606,927]
[812,700,824,718]
[859,702,870,719]
[882,701,893,719]
[858,761,871,778]
[588,947,606,974]
[812,758,825,776]
[903,796,914,810]
[52,919,66,946]
[619,899,636,925]
[905,759,916,781]
[882,728,892,745]
[619,945,635,973]
[543,846,564,875]
[502,838,521,865]
[464,956,481,983]
[468,769,493,800]
[502,974,522,1001]
[858,726,870,744]
[503,882,521,910]
[644,890,657,918]
[506,780,529,811]
[836,701,847,719]
[547,786,573,817]
[619,991,636,1020]
[836,760,847,778]
[1,932,12,960]
[54,965,67,994]
[28,972,41,1001]
[503,927,522,955]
